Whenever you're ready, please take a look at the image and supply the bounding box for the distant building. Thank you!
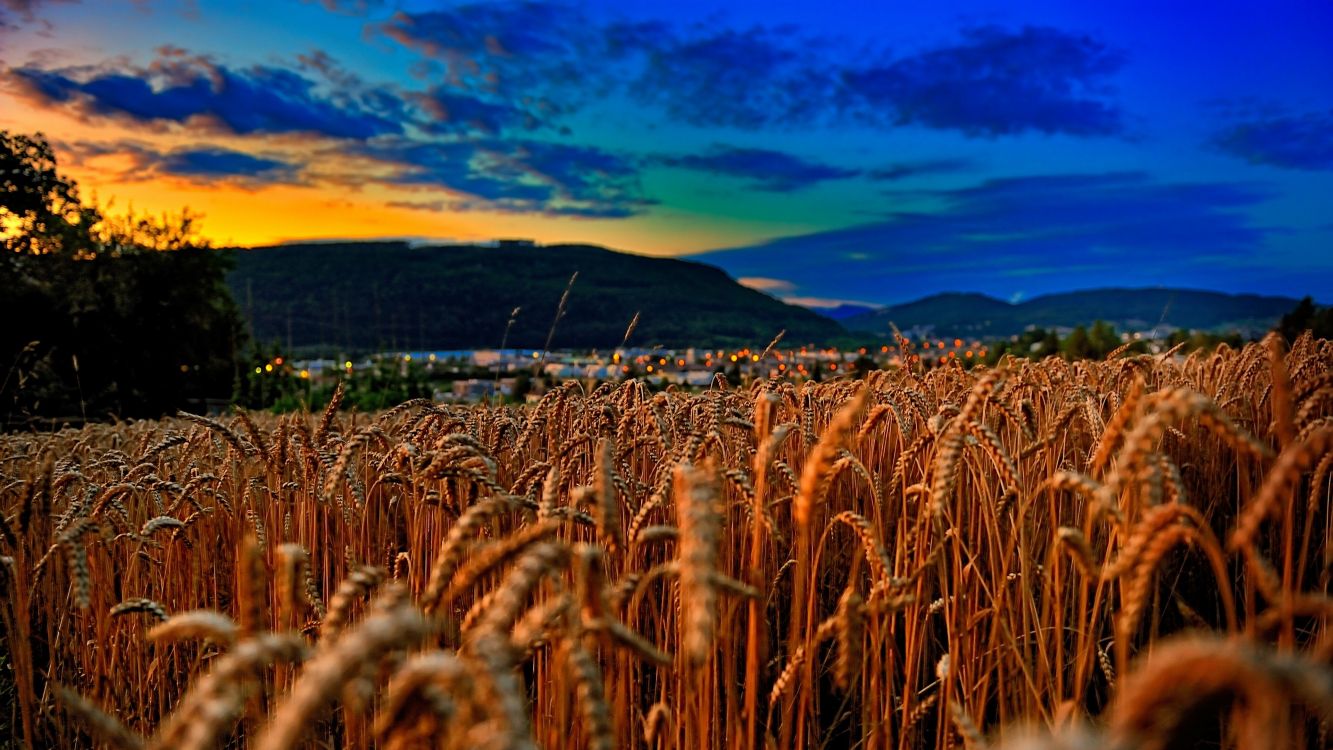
[445,378,514,401]
[495,238,536,248]
[681,369,715,387]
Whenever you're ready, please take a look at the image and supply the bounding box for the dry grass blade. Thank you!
[55,685,146,750]
[110,598,169,622]
[675,460,720,667]
[256,598,426,750]
[148,609,238,645]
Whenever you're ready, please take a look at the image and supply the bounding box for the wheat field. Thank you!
[2,332,1332,749]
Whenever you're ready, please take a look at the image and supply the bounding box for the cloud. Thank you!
[379,6,838,129]
[10,42,652,215]
[378,5,840,129]
[385,199,447,212]
[841,25,1126,136]
[158,147,296,181]
[739,277,881,310]
[867,158,975,181]
[377,2,599,111]
[307,0,389,16]
[1212,109,1333,171]
[737,276,796,292]
[656,145,860,191]
[407,85,543,135]
[783,296,880,309]
[377,4,1129,138]
[59,139,300,187]
[622,25,839,129]
[355,137,652,218]
[8,45,555,140]
[1,0,71,29]
[697,172,1296,304]
[5,52,405,139]
[11,5,1134,145]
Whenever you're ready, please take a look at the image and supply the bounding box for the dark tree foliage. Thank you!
[1,131,244,427]
[1278,296,1333,342]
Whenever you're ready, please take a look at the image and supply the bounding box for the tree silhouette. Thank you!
[1278,296,1333,342]
[1,130,245,427]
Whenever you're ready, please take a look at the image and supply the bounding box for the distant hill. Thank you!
[226,242,844,353]
[843,288,1299,338]
[805,303,878,320]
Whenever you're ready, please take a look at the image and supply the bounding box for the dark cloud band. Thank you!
[7,57,403,139]
[655,145,860,192]
[1212,110,1333,171]
[697,172,1296,304]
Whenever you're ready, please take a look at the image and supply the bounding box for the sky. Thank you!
[1,0,1330,307]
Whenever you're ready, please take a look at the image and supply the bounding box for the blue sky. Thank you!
[1,0,1330,306]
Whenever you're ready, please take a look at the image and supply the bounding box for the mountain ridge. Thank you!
[225,241,844,353]
[228,240,1304,352]
[841,287,1300,338]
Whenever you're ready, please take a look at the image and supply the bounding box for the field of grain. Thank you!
[2,333,1331,749]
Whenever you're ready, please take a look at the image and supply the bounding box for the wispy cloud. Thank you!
[385,199,447,212]
[355,137,653,218]
[305,0,388,16]
[737,276,796,292]
[378,7,842,129]
[1212,109,1333,171]
[158,147,297,182]
[867,158,975,181]
[699,172,1298,303]
[656,145,860,191]
[377,3,600,112]
[621,24,840,129]
[0,0,72,31]
[6,50,404,139]
[59,139,301,187]
[841,26,1126,136]
[407,86,545,136]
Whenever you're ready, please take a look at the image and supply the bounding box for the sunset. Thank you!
[3,3,1333,749]
[3,0,1331,304]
